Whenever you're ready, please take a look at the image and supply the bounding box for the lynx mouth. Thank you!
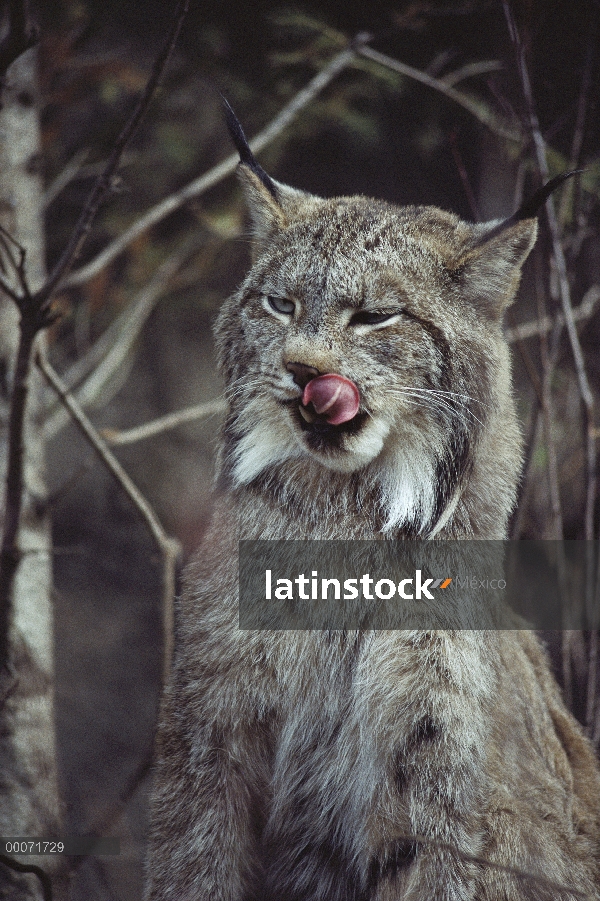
[301,374,361,425]
[294,402,368,444]
[278,370,366,450]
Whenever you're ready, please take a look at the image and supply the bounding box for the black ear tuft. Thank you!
[482,170,581,243]
[221,95,279,202]
[511,171,581,222]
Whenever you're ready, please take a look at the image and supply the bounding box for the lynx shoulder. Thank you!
[144,113,600,900]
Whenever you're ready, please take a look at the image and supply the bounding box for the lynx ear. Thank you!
[222,96,312,248]
[452,218,538,318]
[453,171,579,318]
[236,166,311,247]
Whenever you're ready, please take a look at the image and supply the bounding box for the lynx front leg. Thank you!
[144,681,273,901]
[361,631,497,901]
[365,739,484,901]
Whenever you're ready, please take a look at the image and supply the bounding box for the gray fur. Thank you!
[145,164,600,900]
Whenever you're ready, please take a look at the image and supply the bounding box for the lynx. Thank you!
[144,107,600,900]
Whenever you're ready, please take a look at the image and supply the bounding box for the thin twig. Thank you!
[53,237,220,407]
[535,254,564,542]
[35,0,190,308]
[558,21,596,227]
[506,264,566,545]
[534,249,570,696]
[60,35,369,291]
[508,254,570,547]
[503,1,596,542]
[441,59,503,87]
[42,148,89,210]
[448,130,480,220]
[0,269,22,302]
[504,286,600,343]
[541,301,573,697]
[547,228,596,543]
[509,407,542,540]
[0,221,31,304]
[506,313,543,405]
[507,272,594,542]
[358,45,522,142]
[102,398,227,446]
[36,354,180,683]
[45,238,201,440]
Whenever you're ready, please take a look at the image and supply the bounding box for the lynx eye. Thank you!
[267,296,295,316]
[350,310,398,326]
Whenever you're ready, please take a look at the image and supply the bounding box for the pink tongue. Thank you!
[302,374,360,425]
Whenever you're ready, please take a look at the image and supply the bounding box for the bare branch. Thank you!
[539,290,564,542]
[558,25,595,226]
[357,46,522,142]
[36,0,190,308]
[42,148,89,210]
[60,35,370,290]
[0,268,21,302]
[504,285,600,342]
[567,22,596,172]
[36,354,180,682]
[45,239,201,440]
[441,59,503,87]
[448,130,480,220]
[503,0,597,541]
[509,407,543,540]
[0,221,31,306]
[102,398,227,446]
[51,272,180,401]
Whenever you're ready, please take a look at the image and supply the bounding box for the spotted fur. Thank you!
[145,161,600,900]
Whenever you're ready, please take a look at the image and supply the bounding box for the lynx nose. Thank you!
[286,362,320,389]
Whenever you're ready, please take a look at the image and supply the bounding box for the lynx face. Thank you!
[215,167,536,535]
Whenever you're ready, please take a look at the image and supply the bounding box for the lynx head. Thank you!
[215,107,565,537]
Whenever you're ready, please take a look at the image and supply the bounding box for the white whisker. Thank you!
[387,385,485,428]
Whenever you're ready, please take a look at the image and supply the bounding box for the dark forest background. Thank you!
[14,0,600,896]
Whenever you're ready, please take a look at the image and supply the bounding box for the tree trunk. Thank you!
[0,48,63,900]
